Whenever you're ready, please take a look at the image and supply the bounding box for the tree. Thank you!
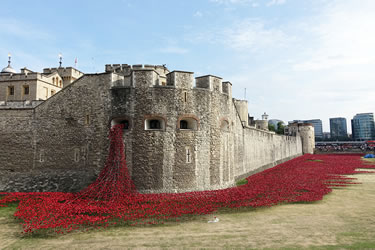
[276,121,285,135]
[268,123,276,132]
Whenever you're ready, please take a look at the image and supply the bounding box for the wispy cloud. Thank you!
[187,18,293,53]
[193,11,203,17]
[293,0,375,71]
[223,19,293,52]
[266,0,286,7]
[210,0,254,5]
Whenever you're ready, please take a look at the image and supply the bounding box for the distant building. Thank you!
[351,113,375,141]
[290,119,323,139]
[329,117,348,139]
[323,132,331,140]
[0,54,83,104]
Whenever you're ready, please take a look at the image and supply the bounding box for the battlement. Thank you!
[109,65,234,98]
[43,67,83,75]
[222,81,232,96]
[105,64,170,77]
[0,100,44,109]
[166,71,194,89]
[0,67,80,83]
[20,67,34,74]
[0,71,42,81]
[196,75,223,92]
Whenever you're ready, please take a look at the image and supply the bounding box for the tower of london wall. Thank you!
[0,65,311,193]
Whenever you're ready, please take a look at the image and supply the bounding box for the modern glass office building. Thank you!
[330,117,348,139]
[351,113,375,141]
[290,119,323,139]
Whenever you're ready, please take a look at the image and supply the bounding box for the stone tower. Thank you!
[287,122,315,154]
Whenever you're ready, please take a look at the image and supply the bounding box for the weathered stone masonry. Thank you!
[0,64,314,193]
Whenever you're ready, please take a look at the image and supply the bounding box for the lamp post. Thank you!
[58,53,63,68]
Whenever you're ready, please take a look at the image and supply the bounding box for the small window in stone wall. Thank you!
[8,86,14,96]
[74,148,80,162]
[145,118,165,130]
[186,147,192,163]
[184,91,187,102]
[23,85,29,95]
[180,120,188,129]
[179,118,197,130]
[85,114,90,125]
[150,120,160,129]
[39,149,45,162]
[82,145,89,161]
[111,118,130,129]
[120,120,130,129]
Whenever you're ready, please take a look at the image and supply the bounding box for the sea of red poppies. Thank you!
[0,124,374,234]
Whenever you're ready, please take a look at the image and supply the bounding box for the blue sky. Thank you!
[1,0,374,133]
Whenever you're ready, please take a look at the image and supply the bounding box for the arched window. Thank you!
[120,120,130,129]
[180,120,188,129]
[111,117,131,130]
[150,120,160,129]
[52,77,55,84]
[178,117,198,130]
[145,117,165,131]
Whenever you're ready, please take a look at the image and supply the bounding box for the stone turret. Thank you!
[233,99,248,126]
[288,122,315,154]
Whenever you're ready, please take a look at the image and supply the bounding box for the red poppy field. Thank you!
[0,125,374,235]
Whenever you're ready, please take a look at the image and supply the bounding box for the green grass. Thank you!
[236,178,248,186]
[0,202,18,217]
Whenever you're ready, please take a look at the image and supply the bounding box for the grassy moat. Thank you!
[1,157,375,249]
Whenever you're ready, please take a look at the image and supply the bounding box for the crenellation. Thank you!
[222,81,232,97]
[132,64,143,69]
[166,71,194,89]
[132,69,159,88]
[195,75,223,92]
[0,100,44,109]
[234,99,248,126]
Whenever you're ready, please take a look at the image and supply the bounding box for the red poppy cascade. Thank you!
[0,124,374,234]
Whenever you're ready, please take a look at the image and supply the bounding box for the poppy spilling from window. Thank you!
[0,124,374,234]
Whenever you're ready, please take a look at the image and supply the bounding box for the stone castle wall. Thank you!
[0,74,113,192]
[0,65,309,193]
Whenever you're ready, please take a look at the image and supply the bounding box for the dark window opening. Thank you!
[111,118,131,130]
[24,86,29,95]
[180,120,188,129]
[85,115,90,125]
[8,86,14,96]
[120,120,129,129]
[150,119,161,129]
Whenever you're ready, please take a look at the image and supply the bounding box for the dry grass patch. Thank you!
[363,157,375,165]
